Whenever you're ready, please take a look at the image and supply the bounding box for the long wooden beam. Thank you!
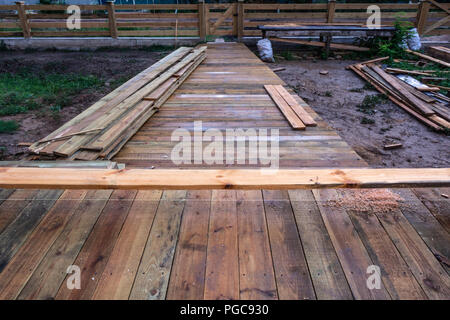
[0,168,448,190]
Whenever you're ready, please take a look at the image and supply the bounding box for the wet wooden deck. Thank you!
[0,187,448,300]
[113,42,365,169]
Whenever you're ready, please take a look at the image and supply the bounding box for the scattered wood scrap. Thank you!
[271,67,286,72]
[264,84,317,129]
[406,49,450,68]
[349,61,450,131]
[428,46,450,63]
[384,143,402,150]
[269,37,370,52]
[28,46,206,160]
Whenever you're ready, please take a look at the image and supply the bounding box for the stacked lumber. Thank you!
[264,84,317,130]
[349,60,450,131]
[29,46,206,160]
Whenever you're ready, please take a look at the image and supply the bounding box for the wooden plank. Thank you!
[106,1,118,39]
[269,37,370,52]
[406,49,450,68]
[338,189,427,299]
[372,198,450,299]
[0,189,63,273]
[17,190,112,300]
[263,190,315,300]
[312,189,391,300]
[264,85,305,130]
[0,168,449,190]
[288,190,353,300]
[129,190,186,300]
[237,190,277,300]
[0,190,38,234]
[370,65,435,116]
[55,190,137,300]
[0,189,15,206]
[210,4,234,34]
[92,190,162,300]
[428,46,450,63]
[412,188,450,233]
[16,1,30,38]
[204,190,239,300]
[166,190,211,300]
[391,188,450,274]
[273,85,317,126]
[0,190,86,300]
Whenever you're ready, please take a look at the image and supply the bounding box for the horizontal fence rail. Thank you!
[0,1,448,40]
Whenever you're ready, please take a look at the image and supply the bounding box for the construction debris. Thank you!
[428,46,450,63]
[349,57,450,131]
[320,70,329,75]
[384,143,403,150]
[28,46,206,160]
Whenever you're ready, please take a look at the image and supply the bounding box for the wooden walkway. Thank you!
[0,187,448,300]
[113,42,365,168]
[0,43,448,300]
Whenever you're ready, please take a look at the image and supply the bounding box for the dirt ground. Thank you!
[269,56,449,168]
[0,49,166,160]
[0,46,448,168]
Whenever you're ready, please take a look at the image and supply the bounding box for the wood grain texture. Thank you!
[204,190,239,300]
[263,190,315,300]
[0,190,39,234]
[313,189,391,300]
[92,190,162,300]
[17,190,112,300]
[55,190,137,300]
[167,190,211,300]
[130,190,186,300]
[237,190,277,300]
[288,189,353,300]
[0,190,86,299]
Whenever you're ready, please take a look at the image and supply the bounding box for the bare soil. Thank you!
[270,57,449,168]
[0,49,167,160]
[0,46,448,167]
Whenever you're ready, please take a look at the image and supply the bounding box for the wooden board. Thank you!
[0,168,448,190]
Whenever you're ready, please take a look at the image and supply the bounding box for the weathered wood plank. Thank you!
[92,190,162,300]
[0,190,86,300]
[55,190,137,300]
[204,190,239,300]
[288,189,353,300]
[17,190,112,300]
[237,190,277,300]
[263,190,315,300]
[0,189,63,273]
[0,190,38,234]
[130,190,186,300]
[166,190,211,300]
[312,189,391,300]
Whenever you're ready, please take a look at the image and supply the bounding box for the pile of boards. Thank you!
[28,46,206,160]
[265,84,317,129]
[349,56,450,131]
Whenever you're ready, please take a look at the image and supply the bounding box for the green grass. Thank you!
[0,120,19,133]
[0,71,102,116]
[357,94,387,115]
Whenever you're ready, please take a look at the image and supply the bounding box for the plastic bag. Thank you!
[257,38,274,63]
[407,28,421,51]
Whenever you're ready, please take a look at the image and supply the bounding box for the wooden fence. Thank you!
[0,1,448,40]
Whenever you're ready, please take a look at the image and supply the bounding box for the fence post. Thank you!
[15,1,30,39]
[327,0,336,24]
[237,0,244,42]
[107,1,118,39]
[198,0,206,42]
[416,0,431,35]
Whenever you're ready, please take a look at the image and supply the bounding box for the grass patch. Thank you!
[280,51,295,61]
[0,70,102,116]
[0,120,19,133]
[357,94,387,115]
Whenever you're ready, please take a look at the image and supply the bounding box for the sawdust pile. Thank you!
[327,189,404,214]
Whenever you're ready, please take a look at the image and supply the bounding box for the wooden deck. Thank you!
[0,187,448,300]
[0,43,448,300]
[113,42,365,169]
